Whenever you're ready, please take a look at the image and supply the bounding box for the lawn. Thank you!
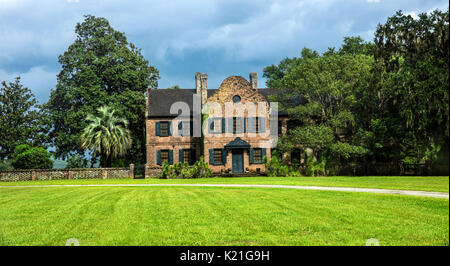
[1,176,448,192]
[0,186,448,246]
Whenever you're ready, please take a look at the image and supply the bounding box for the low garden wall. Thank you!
[0,167,131,182]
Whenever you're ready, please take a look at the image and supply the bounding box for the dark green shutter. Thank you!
[156,150,161,165]
[248,117,255,133]
[260,117,266,133]
[208,118,214,133]
[178,122,183,136]
[222,118,226,133]
[155,122,161,136]
[179,149,184,163]
[209,149,214,165]
[168,150,173,165]
[242,117,246,133]
[262,149,267,162]
[249,148,254,164]
[222,149,227,164]
[228,118,234,133]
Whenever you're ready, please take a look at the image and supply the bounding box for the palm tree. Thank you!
[80,106,132,167]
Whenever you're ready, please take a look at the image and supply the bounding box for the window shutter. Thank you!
[155,122,161,136]
[190,121,194,137]
[208,118,214,133]
[156,150,161,165]
[222,118,226,133]
[248,117,255,133]
[168,122,173,136]
[228,118,233,133]
[179,149,184,163]
[168,150,173,165]
[222,149,227,164]
[260,117,266,133]
[209,149,214,165]
[249,148,254,164]
[262,148,267,161]
[178,122,183,136]
[242,117,246,133]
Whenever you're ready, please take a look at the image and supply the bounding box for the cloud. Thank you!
[0,66,57,103]
[0,0,448,94]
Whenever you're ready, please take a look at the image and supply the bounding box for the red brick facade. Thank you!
[145,73,288,177]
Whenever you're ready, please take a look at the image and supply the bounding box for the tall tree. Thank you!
[372,9,449,165]
[45,15,159,164]
[269,53,372,160]
[80,106,132,168]
[0,77,48,160]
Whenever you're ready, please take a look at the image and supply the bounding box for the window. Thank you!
[253,149,262,163]
[160,150,169,164]
[213,120,221,132]
[179,121,191,136]
[160,122,169,136]
[233,117,242,133]
[250,148,266,164]
[233,95,241,103]
[183,150,191,164]
[214,149,223,164]
[209,118,224,134]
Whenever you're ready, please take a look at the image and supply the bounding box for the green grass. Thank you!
[1,176,448,192]
[0,186,447,246]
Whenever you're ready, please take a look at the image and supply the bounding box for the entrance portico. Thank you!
[225,138,250,174]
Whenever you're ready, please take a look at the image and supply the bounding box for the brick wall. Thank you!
[0,168,131,182]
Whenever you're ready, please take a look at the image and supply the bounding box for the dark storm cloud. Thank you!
[0,0,447,102]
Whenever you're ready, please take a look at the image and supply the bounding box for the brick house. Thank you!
[145,72,302,177]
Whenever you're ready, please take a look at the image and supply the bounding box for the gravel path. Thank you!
[1,183,448,199]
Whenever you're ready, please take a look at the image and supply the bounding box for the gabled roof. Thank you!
[225,137,251,149]
[147,88,304,117]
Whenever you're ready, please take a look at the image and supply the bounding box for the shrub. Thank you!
[264,156,302,177]
[160,161,173,179]
[66,154,88,169]
[190,157,212,178]
[305,156,327,177]
[0,160,13,171]
[159,157,212,179]
[10,144,53,170]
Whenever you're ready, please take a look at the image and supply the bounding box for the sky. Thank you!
[0,0,448,103]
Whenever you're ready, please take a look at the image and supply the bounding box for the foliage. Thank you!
[189,157,213,178]
[304,156,327,177]
[10,144,53,170]
[264,8,449,172]
[330,142,369,160]
[371,9,449,165]
[0,160,13,171]
[0,77,49,160]
[264,156,302,177]
[159,157,212,179]
[80,106,132,168]
[45,15,159,165]
[66,154,89,169]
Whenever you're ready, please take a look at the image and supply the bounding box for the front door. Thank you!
[232,149,244,174]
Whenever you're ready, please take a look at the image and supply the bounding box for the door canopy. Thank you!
[225,137,251,149]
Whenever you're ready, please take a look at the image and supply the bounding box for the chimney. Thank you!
[250,72,257,91]
[195,72,208,104]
